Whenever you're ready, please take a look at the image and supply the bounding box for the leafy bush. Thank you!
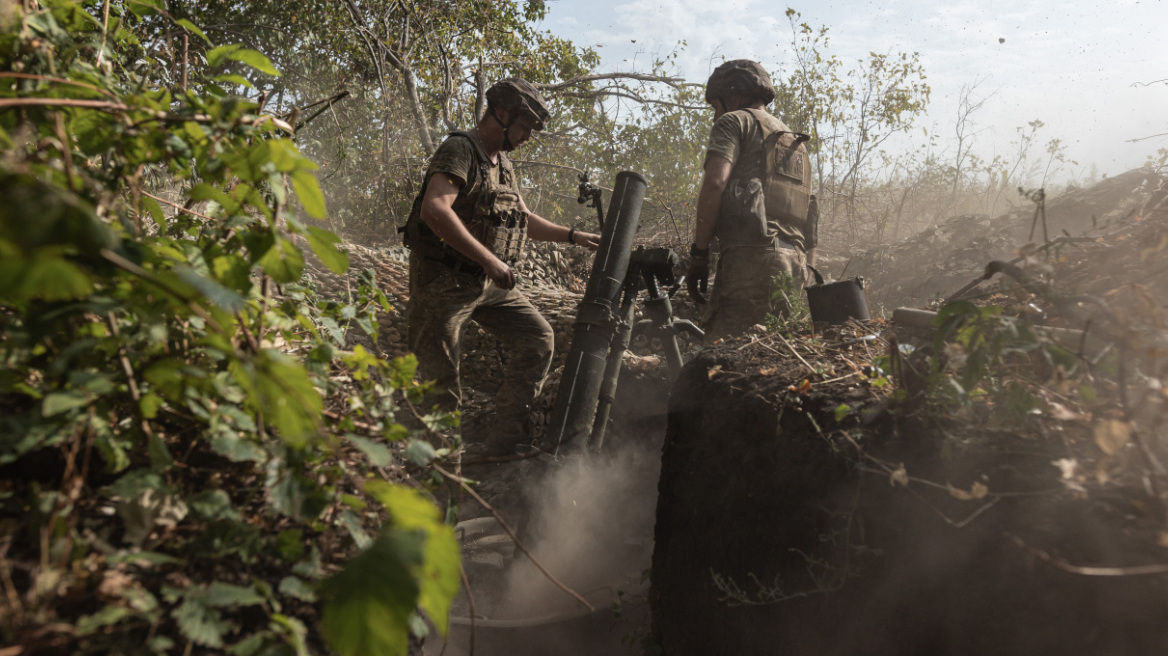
[1,2,457,654]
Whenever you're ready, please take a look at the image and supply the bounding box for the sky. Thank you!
[539,0,1168,181]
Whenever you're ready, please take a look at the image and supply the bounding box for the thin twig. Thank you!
[1008,534,1168,576]
[431,465,595,612]
[138,190,217,221]
[458,562,475,656]
[0,73,118,98]
[772,332,817,374]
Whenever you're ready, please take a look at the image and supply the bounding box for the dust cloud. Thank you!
[502,436,661,619]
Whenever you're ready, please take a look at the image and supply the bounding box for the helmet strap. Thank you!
[489,108,519,151]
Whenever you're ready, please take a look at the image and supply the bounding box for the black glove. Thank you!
[687,245,709,303]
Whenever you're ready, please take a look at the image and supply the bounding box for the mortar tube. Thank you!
[550,171,648,454]
[589,287,638,452]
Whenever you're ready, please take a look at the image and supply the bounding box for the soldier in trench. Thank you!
[401,77,600,457]
[687,59,817,343]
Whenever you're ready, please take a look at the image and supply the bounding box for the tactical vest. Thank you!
[715,109,814,250]
[401,131,529,267]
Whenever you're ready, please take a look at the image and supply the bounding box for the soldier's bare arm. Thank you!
[694,155,733,251]
[420,173,516,289]
[522,200,601,251]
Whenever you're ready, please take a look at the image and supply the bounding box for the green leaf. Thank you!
[292,170,327,218]
[212,74,255,90]
[176,19,211,45]
[279,576,317,602]
[340,509,372,549]
[236,349,322,446]
[210,430,267,463]
[321,529,424,656]
[140,195,167,232]
[364,482,461,635]
[206,44,243,69]
[228,48,281,77]
[306,227,346,274]
[175,266,246,312]
[173,599,228,648]
[834,403,852,422]
[258,237,305,284]
[148,431,174,470]
[125,0,164,18]
[403,439,436,467]
[139,392,164,419]
[388,355,418,389]
[77,605,134,636]
[42,390,90,417]
[187,489,239,521]
[346,434,393,467]
[201,582,265,608]
[416,522,459,636]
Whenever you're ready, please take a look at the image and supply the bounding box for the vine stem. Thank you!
[430,464,595,612]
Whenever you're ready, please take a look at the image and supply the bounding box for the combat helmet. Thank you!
[704,59,776,107]
[486,77,550,130]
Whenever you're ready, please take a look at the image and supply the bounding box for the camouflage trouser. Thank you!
[703,243,808,344]
[406,253,554,447]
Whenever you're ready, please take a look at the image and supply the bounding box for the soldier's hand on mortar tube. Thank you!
[484,256,516,290]
[687,255,709,303]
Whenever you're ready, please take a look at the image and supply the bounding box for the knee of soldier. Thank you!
[536,322,555,360]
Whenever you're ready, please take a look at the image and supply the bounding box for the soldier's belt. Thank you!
[426,253,485,278]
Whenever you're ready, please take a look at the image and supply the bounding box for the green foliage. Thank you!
[0,3,459,654]
[909,299,1072,424]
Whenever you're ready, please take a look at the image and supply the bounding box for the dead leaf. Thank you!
[758,367,777,376]
[947,481,989,500]
[1049,403,1086,422]
[98,569,134,600]
[707,365,722,379]
[943,342,968,373]
[889,464,909,487]
[1051,458,1079,479]
[1093,419,1132,455]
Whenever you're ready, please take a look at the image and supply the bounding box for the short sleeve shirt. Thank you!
[705,108,791,183]
[706,108,807,248]
[424,133,520,222]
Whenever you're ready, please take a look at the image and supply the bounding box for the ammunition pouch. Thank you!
[717,177,768,246]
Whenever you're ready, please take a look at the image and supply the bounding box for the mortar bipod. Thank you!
[589,246,704,452]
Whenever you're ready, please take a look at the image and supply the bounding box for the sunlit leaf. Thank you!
[306,227,346,273]
[228,48,281,77]
[176,19,211,45]
[321,529,424,656]
[292,170,327,218]
[257,237,305,283]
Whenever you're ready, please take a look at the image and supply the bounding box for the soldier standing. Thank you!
[686,60,817,343]
[402,78,600,456]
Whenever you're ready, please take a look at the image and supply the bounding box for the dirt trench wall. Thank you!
[650,344,1168,656]
[845,168,1165,312]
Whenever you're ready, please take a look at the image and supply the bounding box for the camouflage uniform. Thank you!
[703,103,814,343]
[404,132,554,449]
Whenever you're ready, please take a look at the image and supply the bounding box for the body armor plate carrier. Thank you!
[715,109,814,250]
[401,131,529,268]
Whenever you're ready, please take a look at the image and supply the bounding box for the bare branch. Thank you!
[536,72,690,92]
[560,89,705,111]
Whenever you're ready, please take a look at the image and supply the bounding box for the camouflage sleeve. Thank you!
[425,135,477,188]
[705,112,749,166]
